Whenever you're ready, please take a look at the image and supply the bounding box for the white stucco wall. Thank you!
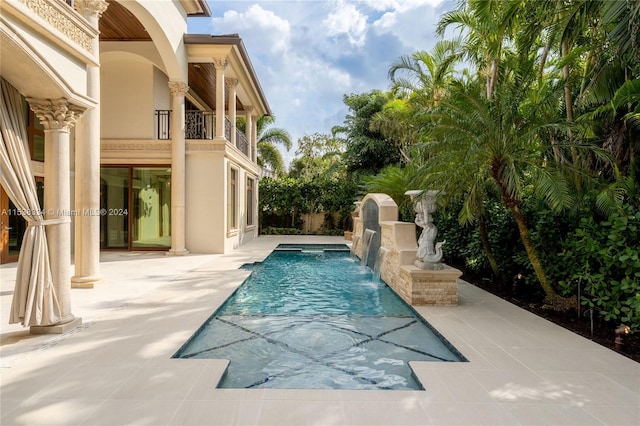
[101,54,155,139]
[153,66,170,111]
[185,154,226,253]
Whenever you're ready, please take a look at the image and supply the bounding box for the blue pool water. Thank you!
[174,244,464,390]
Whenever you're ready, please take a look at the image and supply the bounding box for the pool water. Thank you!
[174,244,464,390]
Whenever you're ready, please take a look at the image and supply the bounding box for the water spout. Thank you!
[373,247,390,281]
[361,229,376,268]
[350,235,361,260]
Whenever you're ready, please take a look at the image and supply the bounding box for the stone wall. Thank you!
[379,221,461,306]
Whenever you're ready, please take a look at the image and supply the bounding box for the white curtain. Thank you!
[0,78,61,326]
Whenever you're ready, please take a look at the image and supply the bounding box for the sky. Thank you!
[187,0,455,168]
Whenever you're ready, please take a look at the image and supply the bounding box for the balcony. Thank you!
[155,110,251,159]
[7,0,96,55]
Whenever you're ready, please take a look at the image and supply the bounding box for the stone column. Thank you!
[28,98,84,331]
[167,81,189,256]
[226,78,238,148]
[213,58,227,139]
[72,0,108,288]
[244,105,254,161]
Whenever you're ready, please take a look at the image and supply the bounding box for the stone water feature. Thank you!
[351,193,462,306]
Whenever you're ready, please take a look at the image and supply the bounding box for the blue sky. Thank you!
[187,0,454,167]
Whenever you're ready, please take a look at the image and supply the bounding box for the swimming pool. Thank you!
[173,244,465,390]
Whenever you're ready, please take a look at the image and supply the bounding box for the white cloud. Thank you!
[363,0,443,12]
[212,4,291,54]
[370,1,442,54]
[323,1,368,47]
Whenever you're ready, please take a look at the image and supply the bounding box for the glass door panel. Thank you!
[132,168,171,249]
[100,167,129,249]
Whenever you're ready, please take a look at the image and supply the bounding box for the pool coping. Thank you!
[1,235,639,425]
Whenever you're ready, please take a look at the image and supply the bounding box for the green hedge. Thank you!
[259,177,359,233]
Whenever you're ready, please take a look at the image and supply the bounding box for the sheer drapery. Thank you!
[0,78,61,326]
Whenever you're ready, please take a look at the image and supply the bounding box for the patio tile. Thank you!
[183,359,230,400]
[108,363,204,401]
[536,371,640,407]
[0,399,23,420]
[583,403,640,425]
[342,400,430,425]
[0,398,103,426]
[79,398,182,425]
[420,402,518,425]
[606,372,640,394]
[169,399,262,425]
[257,399,345,425]
[430,368,495,403]
[470,346,530,371]
[502,402,604,425]
[28,364,140,400]
[470,369,574,404]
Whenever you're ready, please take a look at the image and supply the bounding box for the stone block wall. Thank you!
[380,221,461,306]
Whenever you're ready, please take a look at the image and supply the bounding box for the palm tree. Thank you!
[370,42,460,163]
[436,0,521,100]
[237,115,291,176]
[388,40,460,105]
[415,54,579,308]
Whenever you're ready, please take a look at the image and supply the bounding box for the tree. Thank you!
[416,55,580,308]
[332,91,401,177]
[288,133,344,180]
[437,0,521,100]
[388,40,459,105]
[237,115,292,176]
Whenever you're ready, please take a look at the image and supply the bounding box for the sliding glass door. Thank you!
[100,166,171,250]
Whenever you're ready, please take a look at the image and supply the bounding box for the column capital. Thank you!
[244,105,254,115]
[168,81,189,96]
[212,58,228,71]
[225,77,238,89]
[75,0,109,19]
[27,99,84,131]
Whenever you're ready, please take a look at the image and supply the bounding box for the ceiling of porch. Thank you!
[98,1,236,112]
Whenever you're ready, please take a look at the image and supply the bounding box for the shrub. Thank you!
[558,203,640,331]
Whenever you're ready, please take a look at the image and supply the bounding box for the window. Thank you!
[246,177,255,227]
[228,167,238,230]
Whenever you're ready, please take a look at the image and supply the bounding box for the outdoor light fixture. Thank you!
[614,324,631,350]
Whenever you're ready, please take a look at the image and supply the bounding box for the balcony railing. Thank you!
[155,109,250,158]
[236,128,249,157]
[224,117,250,157]
[155,110,171,140]
[185,110,215,139]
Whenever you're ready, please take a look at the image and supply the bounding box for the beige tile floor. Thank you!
[1,236,639,425]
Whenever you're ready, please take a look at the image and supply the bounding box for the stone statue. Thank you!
[405,190,445,269]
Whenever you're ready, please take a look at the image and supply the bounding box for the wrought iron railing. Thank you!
[185,110,215,139]
[154,109,251,158]
[236,128,249,157]
[155,110,171,140]
[223,117,249,156]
